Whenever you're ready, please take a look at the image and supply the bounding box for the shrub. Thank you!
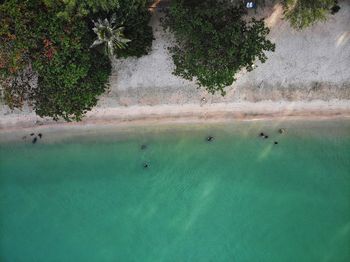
[164,0,275,95]
[47,0,154,58]
[42,0,122,19]
[0,0,111,121]
[32,12,111,121]
[33,51,110,121]
[282,0,336,30]
[0,0,153,121]
[116,7,154,58]
[0,1,42,109]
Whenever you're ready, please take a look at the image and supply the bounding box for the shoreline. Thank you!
[1,2,349,134]
[1,100,350,133]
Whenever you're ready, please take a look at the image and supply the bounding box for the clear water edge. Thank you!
[0,120,349,261]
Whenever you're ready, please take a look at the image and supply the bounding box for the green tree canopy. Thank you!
[95,0,154,58]
[164,0,275,95]
[282,0,336,30]
[0,0,153,121]
[0,0,111,121]
[42,0,121,19]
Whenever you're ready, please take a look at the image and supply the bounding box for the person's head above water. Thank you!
[207,136,214,142]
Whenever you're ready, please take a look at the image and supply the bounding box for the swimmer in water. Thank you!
[207,136,214,142]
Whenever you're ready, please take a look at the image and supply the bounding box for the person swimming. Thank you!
[264,135,269,139]
[278,128,286,134]
[32,137,37,144]
[38,133,42,139]
[143,163,149,169]
[207,136,214,142]
[274,141,278,145]
[260,132,264,137]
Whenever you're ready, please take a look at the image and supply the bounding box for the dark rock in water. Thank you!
[274,141,278,145]
[38,133,42,139]
[143,163,149,169]
[32,137,37,144]
[207,136,214,142]
[264,135,269,139]
[30,133,35,136]
[141,144,147,150]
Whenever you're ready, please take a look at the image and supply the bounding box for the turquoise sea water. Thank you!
[0,120,350,262]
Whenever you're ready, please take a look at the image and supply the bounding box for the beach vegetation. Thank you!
[282,0,338,30]
[0,0,153,121]
[49,0,154,58]
[42,0,122,19]
[163,0,275,95]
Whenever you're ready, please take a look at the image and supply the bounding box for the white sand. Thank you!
[1,100,350,132]
[106,0,350,106]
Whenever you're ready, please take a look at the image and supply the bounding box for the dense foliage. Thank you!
[47,0,154,58]
[97,0,154,58]
[0,0,153,121]
[164,0,275,95]
[32,10,112,121]
[42,0,122,19]
[282,0,338,30]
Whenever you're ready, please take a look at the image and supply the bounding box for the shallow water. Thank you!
[1,120,350,261]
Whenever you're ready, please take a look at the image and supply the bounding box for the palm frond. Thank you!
[90,14,131,57]
[90,39,104,48]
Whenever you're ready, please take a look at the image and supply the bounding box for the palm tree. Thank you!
[90,13,131,57]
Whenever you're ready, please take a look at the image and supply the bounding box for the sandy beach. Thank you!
[1,100,350,133]
[1,1,350,133]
